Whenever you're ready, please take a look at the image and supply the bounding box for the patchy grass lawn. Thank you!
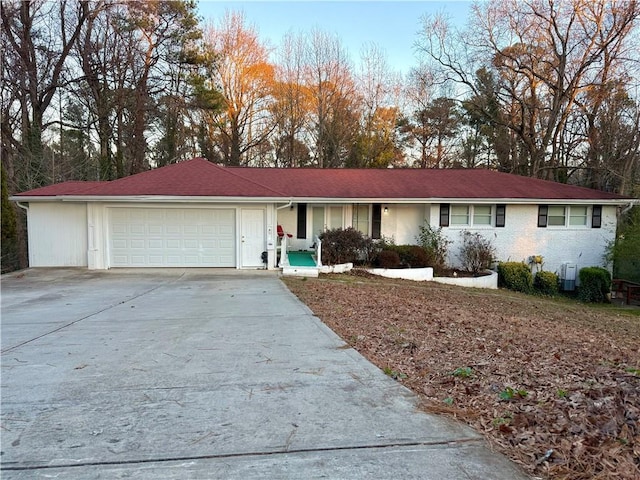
[283,271,640,480]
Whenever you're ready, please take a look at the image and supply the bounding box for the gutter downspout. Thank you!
[621,201,638,216]
[16,201,29,211]
[276,199,293,210]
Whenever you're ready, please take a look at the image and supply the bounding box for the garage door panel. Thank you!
[109,208,236,267]
[183,239,198,249]
[112,224,127,235]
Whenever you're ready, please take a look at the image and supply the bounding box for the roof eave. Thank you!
[286,197,631,205]
[10,195,632,205]
[10,195,291,203]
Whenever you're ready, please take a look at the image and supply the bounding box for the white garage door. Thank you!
[109,208,236,267]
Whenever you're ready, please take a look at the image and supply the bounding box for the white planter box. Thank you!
[432,270,498,289]
[367,267,434,281]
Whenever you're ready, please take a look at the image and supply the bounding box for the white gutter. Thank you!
[15,201,29,211]
[276,199,293,210]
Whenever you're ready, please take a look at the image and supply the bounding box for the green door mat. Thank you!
[287,251,317,267]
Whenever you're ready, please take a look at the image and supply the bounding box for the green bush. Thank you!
[458,231,495,275]
[606,206,640,283]
[416,222,451,274]
[405,245,432,268]
[578,266,612,303]
[533,270,559,296]
[319,227,373,265]
[376,249,401,268]
[498,262,533,293]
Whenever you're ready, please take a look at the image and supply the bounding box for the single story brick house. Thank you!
[12,157,635,276]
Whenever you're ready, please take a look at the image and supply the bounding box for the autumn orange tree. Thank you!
[203,11,275,166]
[350,43,404,168]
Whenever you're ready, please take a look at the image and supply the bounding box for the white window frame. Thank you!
[547,206,566,226]
[352,204,370,235]
[450,205,470,225]
[450,204,494,227]
[547,205,589,228]
[569,205,588,226]
[473,205,493,226]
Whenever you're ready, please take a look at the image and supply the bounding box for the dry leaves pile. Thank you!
[283,272,640,480]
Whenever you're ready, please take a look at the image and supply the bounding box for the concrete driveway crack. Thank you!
[0,437,483,472]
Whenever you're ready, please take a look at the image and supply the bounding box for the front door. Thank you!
[241,209,265,268]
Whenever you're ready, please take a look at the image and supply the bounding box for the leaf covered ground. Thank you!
[283,271,640,480]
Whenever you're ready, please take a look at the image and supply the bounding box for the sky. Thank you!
[197,1,474,75]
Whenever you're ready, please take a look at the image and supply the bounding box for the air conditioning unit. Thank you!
[560,263,577,291]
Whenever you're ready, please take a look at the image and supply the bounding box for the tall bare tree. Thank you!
[270,31,310,167]
[1,0,89,190]
[419,0,639,182]
[305,29,359,168]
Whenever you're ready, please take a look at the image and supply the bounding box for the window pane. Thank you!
[312,207,325,235]
[352,205,369,234]
[329,206,343,230]
[450,205,469,225]
[473,205,492,225]
[569,206,587,226]
[548,206,566,226]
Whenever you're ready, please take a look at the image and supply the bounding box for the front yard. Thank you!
[283,272,640,480]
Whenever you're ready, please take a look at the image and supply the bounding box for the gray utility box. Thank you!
[560,263,577,291]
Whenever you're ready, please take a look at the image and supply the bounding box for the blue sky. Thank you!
[197,1,473,75]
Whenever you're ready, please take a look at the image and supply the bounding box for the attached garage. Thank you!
[109,207,236,267]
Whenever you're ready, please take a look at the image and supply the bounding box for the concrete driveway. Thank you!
[1,269,529,479]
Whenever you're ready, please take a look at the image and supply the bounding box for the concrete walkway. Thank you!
[1,269,530,479]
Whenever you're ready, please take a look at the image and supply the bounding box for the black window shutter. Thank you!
[538,205,548,227]
[592,205,602,228]
[496,204,506,228]
[296,203,307,239]
[371,204,382,239]
[439,204,450,227]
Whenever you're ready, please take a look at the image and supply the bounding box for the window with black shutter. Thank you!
[439,204,450,227]
[538,205,548,227]
[592,205,602,228]
[372,204,382,239]
[296,203,307,239]
[496,204,506,227]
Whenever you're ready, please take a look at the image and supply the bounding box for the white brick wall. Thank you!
[275,201,619,276]
[429,204,617,275]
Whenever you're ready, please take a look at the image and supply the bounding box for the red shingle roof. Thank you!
[15,157,629,201]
